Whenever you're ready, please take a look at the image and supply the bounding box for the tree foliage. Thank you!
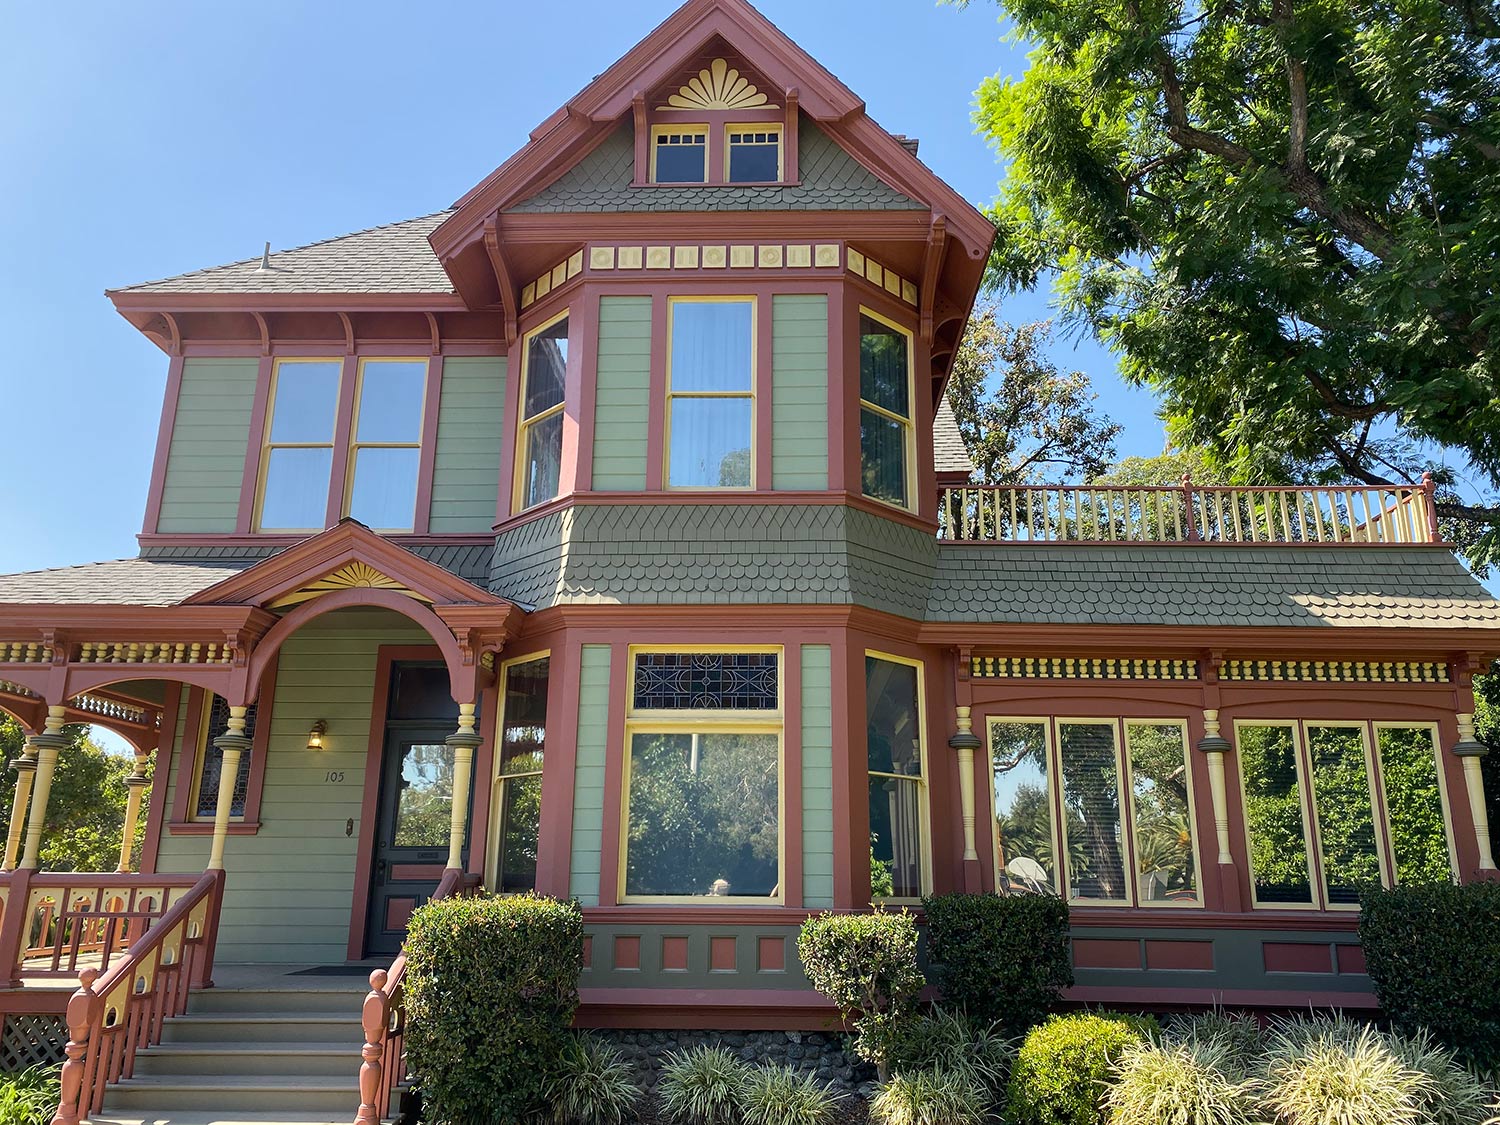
[969,0,1500,569]
[946,304,1121,484]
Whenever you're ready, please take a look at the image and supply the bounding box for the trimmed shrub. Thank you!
[740,1064,842,1125]
[1008,1012,1158,1125]
[870,1068,988,1125]
[887,1008,1013,1099]
[547,1035,641,1125]
[923,891,1072,1036]
[404,893,584,1125]
[658,1045,751,1125]
[0,1064,61,1125]
[797,909,924,1077]
[1360,881,1500,1067]
[1104,1038,1258,1125]
[1259,1019,1433,1125]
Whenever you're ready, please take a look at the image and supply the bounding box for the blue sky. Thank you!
[0,0,1163,580]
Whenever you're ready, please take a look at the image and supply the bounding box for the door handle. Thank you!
[376,859,387,883]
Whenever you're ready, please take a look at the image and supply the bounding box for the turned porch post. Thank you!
[1453,712,1496,873]
[117,747,152,873]
[20,706,68,870]
[445,703,481,871]
[1,734,39,872]
[207,707,251,871]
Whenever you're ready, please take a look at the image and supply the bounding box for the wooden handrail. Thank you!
[50,869,223,1125]
[937,475,1441,546]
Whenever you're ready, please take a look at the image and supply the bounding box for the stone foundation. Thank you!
[598,1029,878,1097]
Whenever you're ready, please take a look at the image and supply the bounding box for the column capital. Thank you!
[1454,712,1488,757]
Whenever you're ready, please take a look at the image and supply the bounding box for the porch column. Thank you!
[446,703,481,871]
[1453,712,1496,872]
[207,707,251,871]
[116,748,152,873]
[1,735,39,872]
[1197,708,1241,910]
[19,706,68,870]
[948,705,982,892]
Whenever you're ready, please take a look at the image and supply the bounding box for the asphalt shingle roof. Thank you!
[933,398,973,477]
[114,212,455,296]
[0,558,255,606]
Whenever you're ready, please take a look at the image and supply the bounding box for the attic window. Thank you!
[726,127,781,182]
[652,127,708,184]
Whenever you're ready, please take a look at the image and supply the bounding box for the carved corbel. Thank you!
[483,217,518,347]
[156,311,183,356]
[249,311,271,356]
[919,214,948,345]
[424,312,442,356]
[337,312,356,355]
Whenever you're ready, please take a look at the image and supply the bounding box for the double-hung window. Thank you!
[858,310,914,509]
[490,655,549,894]
[652,127,709,183]
[346,359,426,531]
[666,298,755,488]
[622,649,782,902]
[726,126,781,182]
[866,653,929,902]
[517,313,569,510]
[192,694,258,822]
[257,359,342,532]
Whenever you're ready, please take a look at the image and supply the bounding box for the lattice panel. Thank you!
[0,1013,67,1071]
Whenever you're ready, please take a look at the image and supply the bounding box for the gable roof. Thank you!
[0,557,254,607]
[509,117,925,214]
[933,398,974,477]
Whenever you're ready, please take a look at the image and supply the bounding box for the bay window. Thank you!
[257,359,342,532]
[346,359,426,531]
[858,310,914,509]
[666,298,755,488]
[517,313,569,510]
[491,655,549,894]
[866,653,928,902]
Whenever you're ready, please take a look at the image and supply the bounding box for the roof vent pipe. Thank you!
[259,241,272,270]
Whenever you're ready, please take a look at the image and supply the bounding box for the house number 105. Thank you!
[325,770,346,783]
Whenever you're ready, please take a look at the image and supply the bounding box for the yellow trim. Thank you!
[664,296,758,491]
[865,650,932,904]
[512,308,571,514]
[1372,721,1459,885]
[252,357,344,534]
[723,122,784,183]
[188,695,246,825]
[649,124,709,184]
[986,716,1063,896]
[1234,719,1321,911]
[485,650,551,894]
[856,306,918,513]
[1122,718,1201,909]
[1304,721,1390,910]
[1054,718,1134,907]
[341,358,428,533]
[619,645,784,905]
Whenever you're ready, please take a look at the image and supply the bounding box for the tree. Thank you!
[946,303,1121,483]
[0,714,141,872]
[968,0,1500,570]
[1090,448,1222,487]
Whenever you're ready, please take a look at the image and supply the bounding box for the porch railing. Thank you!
[49,869,223,1125]
[937,477,1440,546]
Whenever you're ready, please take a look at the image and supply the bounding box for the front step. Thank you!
[103,1076,355,1114]
[160,1013,363,1045]
[90,1114,348,1125]
[133,1043,359,1078]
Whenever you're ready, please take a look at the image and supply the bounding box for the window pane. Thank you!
[388,663,458,723]
[261,446,333,530]
[524,318,568,419]
[348,447,419,530]
[728,132,779,182]
[1376,726,1452,885]
[195,696,258,819]
[859,316,909,416]
[357,360,427,443]
[496,775,541,894]
[633,652,778,711]
[392,743,454,848]
[866,657,923,899]
[1238,724,1315,904]
[865,658,921,775]
[625,732,780,898]
[861,408,908,507]
[1307,724,1382,904]
[521,410,564,508]
[655,133,707,183]
[501,657,550,775]
[990,721,1056,893]
[671,301,753,392]
[870,776,923,900]
[669,397,752,487]
[269,360,342,443]
[1126,722,1198,903]
[1058,722,1128,901]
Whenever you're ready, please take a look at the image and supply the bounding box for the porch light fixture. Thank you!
[307,720,327,751]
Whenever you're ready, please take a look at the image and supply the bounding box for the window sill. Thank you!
[167,821,262,837]
[629,180,802,189]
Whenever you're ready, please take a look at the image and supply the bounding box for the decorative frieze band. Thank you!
[0,644,53,664]
[845,248,918,307]
[970,655,1451,685]
[521,251,586,310]
[75,642,234,666]
[1222,660,1449,684]
[0,679,36,698]
[971,656,1200,681]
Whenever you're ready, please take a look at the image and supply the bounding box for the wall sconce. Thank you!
[307,720,327,751]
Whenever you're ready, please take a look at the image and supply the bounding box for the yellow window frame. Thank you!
[512,308,571,514]
[1235,718,1322,910]
[341,357,429,533]
[1302,720,1391,910]
[664,295,758,491]
[856,306,918,512]
[986,715,1063,896]
[253,357,344,533]
[650,124,709,184]
[1122,718,1201,908]
[866,649,931,904]
[619,644,785,905]
[724,122,784,183]
[485,650,550,894]
[1371,721,1459,885]
[1054,717,1135,907]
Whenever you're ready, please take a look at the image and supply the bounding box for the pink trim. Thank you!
[411,355,445,536]
[235,356,275,534]
[467,675,499,881]
[781,646,803,908]
[138,681,182,876]
[754,294,773,491]
[494,333,524,526]
[536,635,583,898]
[646,296,669,489]
[571,291,600,494]
[324,355,360,528]
[143,355,186,536]
[1064,986,1377,1009]
[167,688,208,828]
[596,643,630,905]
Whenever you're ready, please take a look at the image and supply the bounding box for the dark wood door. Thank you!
[365,725,466,957]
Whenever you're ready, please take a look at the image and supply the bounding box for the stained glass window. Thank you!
[194,695,258,820]
[632,652,778,711]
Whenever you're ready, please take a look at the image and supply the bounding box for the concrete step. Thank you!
[188,987,366,1016]
[90,1115,347,1125]
[160,1014,361,1045]
[132,1042,359,1079]
[103,1076,355,1114]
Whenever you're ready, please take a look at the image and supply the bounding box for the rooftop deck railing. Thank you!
[937,477,1440,546]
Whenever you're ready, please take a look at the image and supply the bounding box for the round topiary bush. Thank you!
[1007,1012,1157,1125]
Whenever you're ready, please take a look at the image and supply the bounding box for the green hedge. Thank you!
[1360,880,1500,1067]
[403,893,584,1124]
[922,892,1072,1036]
[1007,1012,1157,1125]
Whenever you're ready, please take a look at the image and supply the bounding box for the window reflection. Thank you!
[1238,723,1315,905]
[667,300,754,488]
[866,656,925,900]
[1376,725,1452,885]
[989,720,1057,893]
[518,316,569,510]
[1058,722,1128,902]
[1306,724,1381,905]
[1126,722,1198,903]
[495,657,548,894]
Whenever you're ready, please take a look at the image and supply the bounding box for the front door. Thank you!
[365,727,466,956]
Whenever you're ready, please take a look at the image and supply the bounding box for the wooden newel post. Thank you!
[117,749,152,873]
[22,707,69,870]
[445,704,481,872]
[1,736,39,872]
[356,968,390,1125]
[51,967,100,1125]
[207,708,251,872]
[1181,473,1201,541]
[1420,470,1440,543]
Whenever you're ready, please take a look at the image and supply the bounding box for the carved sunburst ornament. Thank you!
[663,58,774,111]
[269,562,432,609]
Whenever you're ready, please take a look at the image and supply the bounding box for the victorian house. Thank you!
[2,1,1499,1121]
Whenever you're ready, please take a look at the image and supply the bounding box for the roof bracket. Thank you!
[249,311,271,356]
[424,312,442,355]
[336,312,356,354]
[483,216,519,347]
[919,214,947,345]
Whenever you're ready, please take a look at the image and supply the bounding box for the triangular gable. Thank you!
[181,521,512,611]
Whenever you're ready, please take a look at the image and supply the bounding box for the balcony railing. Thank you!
[937,477,1439,546]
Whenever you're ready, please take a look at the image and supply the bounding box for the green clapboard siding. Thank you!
[591,297,653,491]
[154,608,429,964]
[569,645,613,905]
[429,357,507,532]
[772,296,829,491]
[801,644,835,908]
[157,358,258,533]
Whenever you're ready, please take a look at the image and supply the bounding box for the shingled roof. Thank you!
[113,212,455,296]
[933,398,973,477]
[0,558,256,606]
